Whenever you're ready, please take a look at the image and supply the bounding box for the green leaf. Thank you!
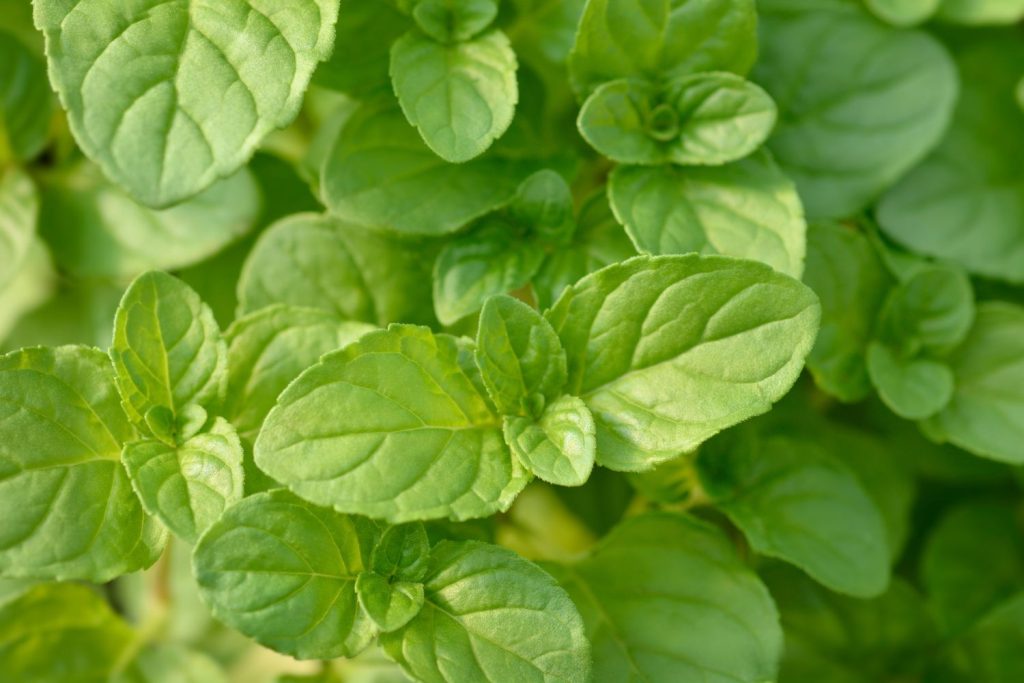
[381,540,590,683]
[923,303,1024,464]
[864,0,940,26]
[867,343,954,420]
[475,295,567,416]
[510,169,575,246]
[544,254,820,470]
[237,213,437,327]
[411,0,499,43]
[578,73,776,166]
[608,152,806,277]
[193,489,379,659]
[568,0,758,96]
[123,417,244,542]
[0,583,134,683]
[225,305,374,451]
[876,264,974,356]
[390,29,517,163]
[255,325,529,522]
[936,0,1024,24]
[548,512,781,683]
[313,0,411,97]
[921,501,1024,634]
[754,0,957,219]
[34,0,339,207]
[877,37,1024,283]
[113,644,228,683]
[433,217,546,325]
[504,395,596,487]
[0,166,37,289]
[355,572,425,633]
[111,271,227,426]
[954,592,1024,682]
[0,30,52,162]
[803,222,892,402]
[0,346,165,580]
[322,100,537,236]
[38,162,260,280]
[699,429,890,597]
[371,523,431,581]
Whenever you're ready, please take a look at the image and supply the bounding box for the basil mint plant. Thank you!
[2,0,1024,681]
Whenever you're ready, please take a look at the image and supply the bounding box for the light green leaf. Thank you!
[936,0,1024,23]
[433,217,546,325]
[544,254,820,471]
[579,73,776,166]
[225,305,374,450]
[193,489,379,659]
[255,325,528,522]
[865,0,940,25]
[371,523,431,581]
[510,169,575,246]
[355,572,425,633]
[0,30,52,162]
[548,512,781,683]
[754,0,957,219]
[322,100,538,235]
[475,295,567,416]
[504,395,596,487]
[877,37,1024,283]
[38,162,260,280]
[0,166,37,289]
[876,264,974,356]
[382,540,590,683]
[803,222,892,402]
[0,346,165,581]
[113,644,228,683]
[533,192,636,309]
[867,343,954,420]
[411,0,499,43]
[568,0,758,96]
[123,417,244,543]
[0,583,134,683]
[923,303,1024,464]
[608,152,806,277]
[699,430,890,597]
[390,29,517,162]
[34,0,339,207]
[111,271,227,426]
[313,0,411,97]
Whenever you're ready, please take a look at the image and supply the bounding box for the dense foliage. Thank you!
[2,0,1024,681]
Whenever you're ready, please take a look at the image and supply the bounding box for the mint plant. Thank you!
[3,1,1024,682]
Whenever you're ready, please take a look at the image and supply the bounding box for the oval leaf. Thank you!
[0,30,53,162]
[504,395,596,487]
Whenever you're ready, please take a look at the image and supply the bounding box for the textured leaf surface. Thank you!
[124,417,244,542]
[504,395,596,487]
[255,325,528,522]
[0,166,37,289]
[34,0,339,206]
[411,0,499,42]
[111,271,227,425]
[867,344,953,420]
[382,540,590,683]
[391,29,517,162]
[548,513,782,683]
[544,255,820,470]
[0,346,164,580]
[355,572,425,633]
[0,30,52,161]
[193,489,379,659]
[608,153,805,277]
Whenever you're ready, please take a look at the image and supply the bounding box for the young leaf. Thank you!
[322,100,538,236]
[381,540,591,683]
[578,73,776,166]
[544,254,820,470]
[803,222,892,402]
[475,294,567,416]
[608,152,806,277]
[867,343,954,420]
[432,217,546,325]
[865,0,940,26]
[876,264,974,356]
[193,489,379,659]
[111,271,227,426]
[547,512,782,683]
[0,346,165,580]
[568,0,758,96]
[33,0,339,207]
[255,325,529,522]
[699,430,891,597]
[0,166,37,289]
[123,417,244,543]
[0,30,52,162]
[510,169,575,246]
[390,29,518,162]
[411,0,499,43]
[754,0,957,219]
[0,583,134,682]
[355,572,425,633]
[371,523,431,581]
[923,303,1024,464]
[504,395,596,487]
